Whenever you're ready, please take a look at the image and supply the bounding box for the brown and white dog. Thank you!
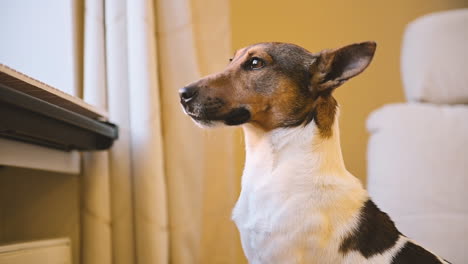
[179,42,450,264]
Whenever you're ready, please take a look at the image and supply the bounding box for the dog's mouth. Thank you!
[182,103,251,126]
[222,107,251,126]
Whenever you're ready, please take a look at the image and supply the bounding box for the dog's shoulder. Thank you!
[340,199,400,258]
[340,198,450,264]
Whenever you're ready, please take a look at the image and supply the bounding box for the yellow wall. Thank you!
[231,0,467,183]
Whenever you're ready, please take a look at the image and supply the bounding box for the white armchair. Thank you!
[366,9,468,263]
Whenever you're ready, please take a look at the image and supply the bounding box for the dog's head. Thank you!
[179,42,376,135]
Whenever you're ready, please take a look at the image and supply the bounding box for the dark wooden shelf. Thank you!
[0,64,118,151]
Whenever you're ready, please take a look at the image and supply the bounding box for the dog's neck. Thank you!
[242,111,349,182]
[234,109,367,263]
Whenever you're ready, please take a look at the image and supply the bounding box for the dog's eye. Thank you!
[249,57,265,70]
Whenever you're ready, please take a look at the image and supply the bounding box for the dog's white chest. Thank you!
[231,153,342,263]
[231,125,366,263]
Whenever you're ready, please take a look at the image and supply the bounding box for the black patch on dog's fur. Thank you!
[223,107,251,126]
[340,199,400,258]
[391,242,445,264]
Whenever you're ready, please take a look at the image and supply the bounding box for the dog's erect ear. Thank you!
[311,41,376,92]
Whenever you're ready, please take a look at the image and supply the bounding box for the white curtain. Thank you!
[126,0,169,263]
[81,0,245,263]
[82,0,112,263]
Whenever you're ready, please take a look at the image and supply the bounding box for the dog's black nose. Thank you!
[179,85,199,102]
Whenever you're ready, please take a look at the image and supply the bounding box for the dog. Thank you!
[179,42,450,264]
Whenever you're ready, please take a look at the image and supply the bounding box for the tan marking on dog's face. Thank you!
[179,42,376,136]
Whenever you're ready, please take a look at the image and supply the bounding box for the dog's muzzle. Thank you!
[178,84,251,126]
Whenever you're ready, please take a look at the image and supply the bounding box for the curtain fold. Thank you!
[81,0,244,263]
[105,0,136,263]
[82,0,112,264]
[126,0,169,263]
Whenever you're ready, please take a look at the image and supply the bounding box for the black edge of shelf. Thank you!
[0,84,118,151]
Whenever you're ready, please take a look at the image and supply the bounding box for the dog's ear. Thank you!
[311,41,376,93]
